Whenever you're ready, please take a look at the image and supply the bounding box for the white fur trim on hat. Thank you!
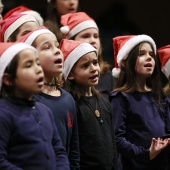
[63,43,97,80]
[4,15,38,42]
[60,26,70,34]
[162,59,170,79]
[21,10,44,26]
[0,43,37,89]
[112,67,121,78]
[24,29,54,45]
[66,20,98,39]
[117,34,157,67]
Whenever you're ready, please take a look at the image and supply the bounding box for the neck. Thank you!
[42,85,61,96]
[135,77,151,92]
[84,87,93,97]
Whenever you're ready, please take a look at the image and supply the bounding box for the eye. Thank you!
[138,51,144,56]
[149,52,154,57]
[36,59,41,66]
[82,63,89,68]
[93,60,98,66]
[24,62,32,68]
[43,45,50,50]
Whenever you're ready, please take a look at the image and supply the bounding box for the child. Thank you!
[0,0,3,22]
[3,5,44,26]
[110,35,170,170]
[44,0,79,42]
[17,26,80,170]
[60,12,115,100]
[0,42,69,170]
[157,44,170,96]
[60,39,118,170]
[0,13,39,42]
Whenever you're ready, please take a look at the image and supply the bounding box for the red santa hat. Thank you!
[60,12,98,39]
[3,5,44,26]
[112,34,157,78]
[0,42,37,89]
[157,44,170,79]
[17,26,54,45]
[0,13,39,42]
[60,39,97,80]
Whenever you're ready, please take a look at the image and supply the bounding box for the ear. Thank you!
[2,73,12,86]
[68,72,75,80]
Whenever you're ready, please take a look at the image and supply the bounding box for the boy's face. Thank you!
[68,51,100,88]
[14,49,44,99]
[34,33,64,78]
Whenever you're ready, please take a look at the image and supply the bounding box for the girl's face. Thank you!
[14,49,44,99]
[69,52,100,87]
[16,21,39,40]
[74,28,100,52]
[55,0,79,16]
[34,33,64,79]
[135,42,155,79]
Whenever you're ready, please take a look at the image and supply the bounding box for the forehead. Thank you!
[139,42,152,50]
[78,28,98,35]
[34,33,58,44]
[77,52,97,62]
[18,49,37,61]
[19,21,39,30]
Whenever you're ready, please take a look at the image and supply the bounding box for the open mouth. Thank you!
[144,63,152,67]
[54,58,62,64]
[37,77,44,83]
[89,74,98,79]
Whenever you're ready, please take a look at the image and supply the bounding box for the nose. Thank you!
[35,64,43,74]
[90,63,97,72]
[146,53,152,61]
[54,47,61,55]
[89,36,97,45]
[69,0,75,4]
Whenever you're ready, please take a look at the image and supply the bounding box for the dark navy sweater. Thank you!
[110,91,170,170]
[0,98,69,170]
[34,88,80,170]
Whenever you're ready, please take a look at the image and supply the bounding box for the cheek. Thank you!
[39,55,51,67]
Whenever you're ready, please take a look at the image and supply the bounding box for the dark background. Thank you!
[2,0,170,67]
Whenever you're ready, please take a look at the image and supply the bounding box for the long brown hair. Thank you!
[113,42,163,104]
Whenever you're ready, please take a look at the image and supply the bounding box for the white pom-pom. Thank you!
[112,67,121,78]
[60,26,70,34]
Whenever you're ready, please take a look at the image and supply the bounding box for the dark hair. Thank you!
[0,54,19,98]
[44,0,80,43]
[71,33,111,75]
[113,41,163,104]
[63,79,100,101]
[7,27,20,42]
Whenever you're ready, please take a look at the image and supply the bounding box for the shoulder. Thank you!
[60,88,75,101]
[110,91,129,98]
[35,101,52,112]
